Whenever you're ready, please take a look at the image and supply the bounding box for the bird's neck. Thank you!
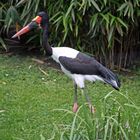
[42,24,52,56]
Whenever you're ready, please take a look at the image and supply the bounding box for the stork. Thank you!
[12,11,121,113]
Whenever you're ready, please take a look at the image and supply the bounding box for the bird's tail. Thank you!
[99,65,121,90]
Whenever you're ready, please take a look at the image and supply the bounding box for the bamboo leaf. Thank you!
[52,16,62,25]
[117,17,128,29]
[110,16,116,26]
[108,26,114,44]
[63,15,68,32]
[124,5,129,16]
[116,22,123,36]
[43,0,47,7]
[129,1,134,21]
[27,0,32,10]
[69,22,73,31]
[90,0,101,12]
[34,0,40,13]
[103,0,107,6]
[50,12,61,22]
[100,13,109,23]
[117,3,127,11]
[81,0,87,15]
[90,14,98,30]
[62,29,68,43]
[16,0,27,7]
[0,37,7,51]
[135,0,140,6]
[137,9,140,16]
[77,13,82,23]
[0,8,2,19]
[79,0,87,14]
[71,9,75,22]
[65,2,74,18]
[75,23,78,37]
[25,34,38,44]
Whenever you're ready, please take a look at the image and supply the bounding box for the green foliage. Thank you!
[50,91,140,140]
[0,37,7,51]
[0,0,140,68]
[0,55,140,140]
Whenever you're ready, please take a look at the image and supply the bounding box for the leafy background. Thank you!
[0,0,140,69]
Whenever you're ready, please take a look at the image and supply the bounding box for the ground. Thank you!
[0,52,140,140]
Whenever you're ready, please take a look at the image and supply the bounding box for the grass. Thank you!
[0,54,140,140]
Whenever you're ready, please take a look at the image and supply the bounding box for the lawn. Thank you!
[0,54,140,140]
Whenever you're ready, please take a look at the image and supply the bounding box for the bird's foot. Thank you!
[73,103,78,113]
[89,105,96,113]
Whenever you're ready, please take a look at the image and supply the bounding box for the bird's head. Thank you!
[12,11,48,38]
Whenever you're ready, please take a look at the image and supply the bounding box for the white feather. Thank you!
[111,80,118,88]
[74,74,85,88]
[60,65,105,89]
[60,65,84,88]
[84,75,104,82]
[52,47,79,63]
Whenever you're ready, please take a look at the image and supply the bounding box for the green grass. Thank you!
[0,54,140,140]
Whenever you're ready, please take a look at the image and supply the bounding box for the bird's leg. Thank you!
[73,83,78,113]
[81,88,96,113]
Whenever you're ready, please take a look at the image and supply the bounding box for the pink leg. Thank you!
[81,88,96,113]
[73,83,78,113]
[73,102,79,113]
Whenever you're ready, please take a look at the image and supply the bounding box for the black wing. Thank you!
[59,52,121,89]
[59,52,103,75]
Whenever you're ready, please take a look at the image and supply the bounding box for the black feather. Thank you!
[59,52,121,90]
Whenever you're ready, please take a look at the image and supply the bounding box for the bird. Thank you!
[12,11,121,113]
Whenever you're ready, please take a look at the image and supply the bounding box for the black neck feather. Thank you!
[42,24,52,56]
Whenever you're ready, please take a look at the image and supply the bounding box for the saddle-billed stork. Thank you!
[12,11,121,113]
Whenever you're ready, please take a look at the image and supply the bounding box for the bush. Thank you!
[0,0,140,69]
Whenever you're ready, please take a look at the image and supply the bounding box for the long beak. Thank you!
[12,21,38,38]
